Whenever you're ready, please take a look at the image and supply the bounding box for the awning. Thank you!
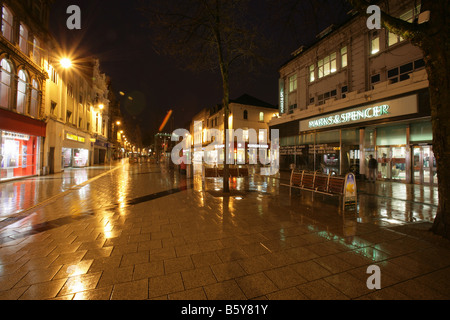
[0,108,46,137]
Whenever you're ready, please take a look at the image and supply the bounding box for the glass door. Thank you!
[391,147,406,181]
[413,146,422,183]
[413,145,437,185]
[377,147,390,179]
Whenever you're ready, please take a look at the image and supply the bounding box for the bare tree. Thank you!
[141,0,266,193]
[346,0,450,238]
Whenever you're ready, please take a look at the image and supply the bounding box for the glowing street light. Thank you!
[60,58,72,69]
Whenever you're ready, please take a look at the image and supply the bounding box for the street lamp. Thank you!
[60,58,72,69]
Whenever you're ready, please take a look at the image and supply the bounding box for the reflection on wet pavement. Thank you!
[0,161,448,301]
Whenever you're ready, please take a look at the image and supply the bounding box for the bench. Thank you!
[238,167,249,177]
[286,170,347,197]
[328,176,345,195]
[203,166,250,179]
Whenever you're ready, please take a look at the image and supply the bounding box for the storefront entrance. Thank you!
[1,130,40,181]
[377,146,407,181]
[413,145,437,185]
[62,148,89,168]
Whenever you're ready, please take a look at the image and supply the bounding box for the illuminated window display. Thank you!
[62,147,89,168]
[0,130,39,181]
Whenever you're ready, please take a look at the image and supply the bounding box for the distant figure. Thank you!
[179,155,187,174]
[368,155,378,183]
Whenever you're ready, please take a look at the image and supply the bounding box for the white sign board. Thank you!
[300,94,418,132]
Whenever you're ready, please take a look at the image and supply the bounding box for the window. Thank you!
[341,46,348,68]
[388,59,425,84]
[341,85,348,99]
[317,89,337,105]
[1,6,13,42]
[50,101,57,116]
[17,70,28,114]
[243,110,248,120]
[33,38,41,66]
[49,66,58,84]
[259,112,264,122]
[371,32,380,55]
[318,52,337,79]
[19,24,29,54]
[371,73,381,88]
[288,104,297,114]
[67,83,73,98]
[309,64,315,82]
[289,74,297,92]
[30,79,40,118]
[388,31,403,47]
[0,59,12,109]
[371,31,380,55]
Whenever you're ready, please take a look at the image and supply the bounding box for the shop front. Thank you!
[62,131,90,168]
[0,108,46,181]
[277,92,435,184]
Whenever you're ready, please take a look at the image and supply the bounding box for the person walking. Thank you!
[368,154,378,183]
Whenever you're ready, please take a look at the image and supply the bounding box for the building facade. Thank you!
[270,0,433,185]
[0,0,51,181]
[191,94,278,165]
[0,0,112,180]
[43,57,110,174]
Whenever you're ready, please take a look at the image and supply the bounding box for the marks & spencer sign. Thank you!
[300,95,418,132]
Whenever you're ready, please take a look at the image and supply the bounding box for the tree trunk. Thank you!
[222,70,230,193]
[425,41,450,238]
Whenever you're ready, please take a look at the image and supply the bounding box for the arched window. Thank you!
[19,24,29,54]
[1,6,13,42]
[243,110,248,120]
[33,38,41,66]
[17,70,28,114]
[30,79,40,117]
[259,112,264,122]
[0,59,12,109]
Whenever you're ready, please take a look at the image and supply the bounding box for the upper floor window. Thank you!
[309,64,315,82]
[33,38,41,66]
[289,74,297,92]
[19,24,29,54]
[1,6,13,42]
[30,79,40,118]
[371,31,380,55]
[259,112,264,122]
[17,70,29,114]
[318,52,337,79]
[341,46,348,68]
[0,59,12,109]
[243,110,248,120]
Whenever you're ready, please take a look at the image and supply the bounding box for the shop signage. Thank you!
[280,145,307,155]
[66,132,85,143]
[308,105,390,129]
[2,131,30,141]
[300,95,418,132]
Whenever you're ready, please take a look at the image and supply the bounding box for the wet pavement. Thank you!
[0,161,449,300]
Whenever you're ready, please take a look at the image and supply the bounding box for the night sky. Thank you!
[49,0,351,145]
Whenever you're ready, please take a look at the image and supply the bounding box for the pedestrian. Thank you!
[179,154,187,174]
[368,154,378,183]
